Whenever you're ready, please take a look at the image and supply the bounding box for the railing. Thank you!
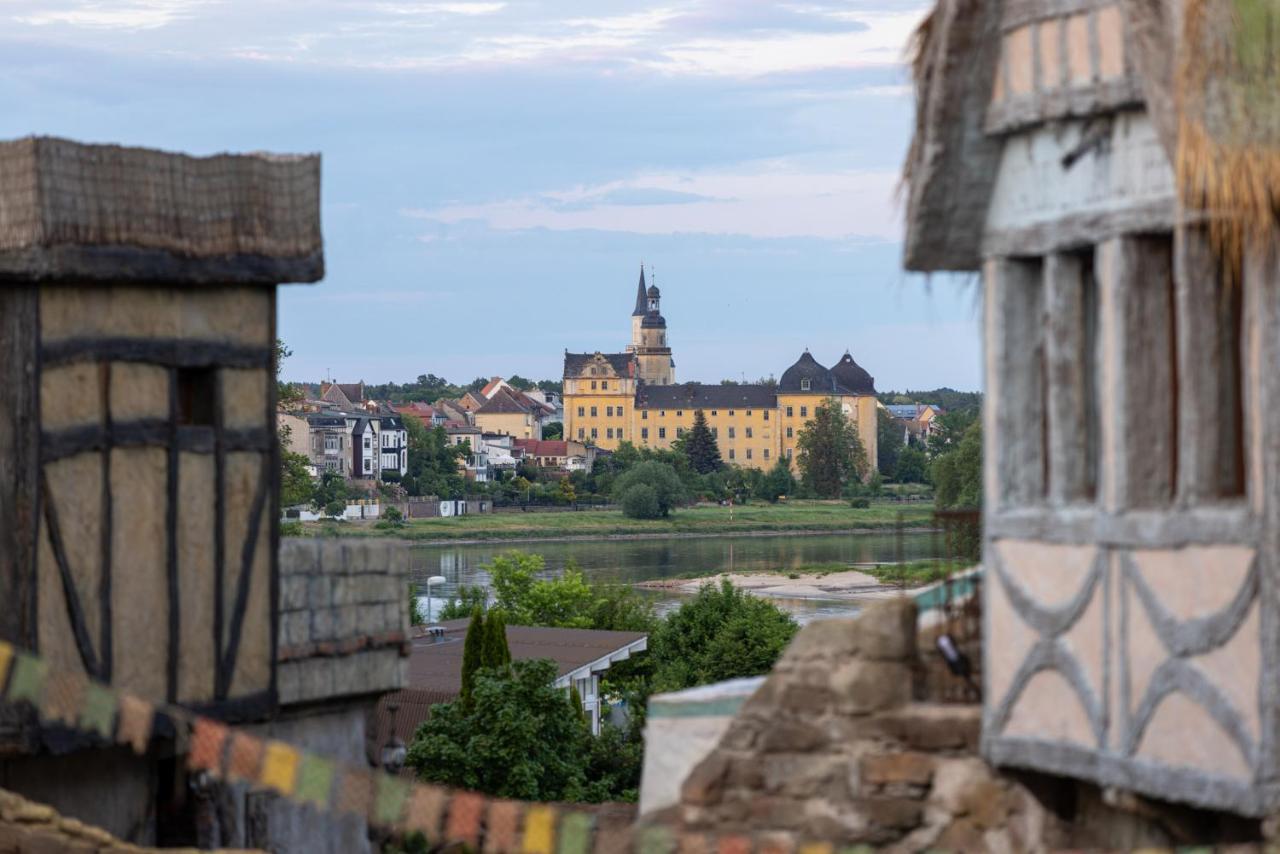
[914,508,982,705]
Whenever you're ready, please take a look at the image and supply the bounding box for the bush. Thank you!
[324,499,346,517]
[620,483,661,519]
[279,520,303,537]
[611,461,686,517]
[383,506,404,523]
[849,497,870,508]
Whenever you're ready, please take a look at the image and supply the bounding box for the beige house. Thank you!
[904,0,1280,818]
[472,386,543,439]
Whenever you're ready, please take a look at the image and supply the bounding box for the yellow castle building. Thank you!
[562,268,879,471]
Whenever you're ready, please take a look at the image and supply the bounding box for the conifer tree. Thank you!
[482,607,512,669]
[683,410,723,474]
[460,607,486,707]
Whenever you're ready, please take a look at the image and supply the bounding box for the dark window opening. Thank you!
[177,368,216,426]
[1217,257,1246,497]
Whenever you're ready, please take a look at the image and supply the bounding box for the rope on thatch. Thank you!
[1177,0,1280,268]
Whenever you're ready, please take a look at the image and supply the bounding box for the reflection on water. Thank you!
[411,532,940,624]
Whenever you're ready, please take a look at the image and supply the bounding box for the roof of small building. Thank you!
[635,382,777,410]
[475,387,532,415]
[513,438,572,457]
[778,350,842,394]
[563,351,635,378]
[829,352,876,394]
[406,620,648,698]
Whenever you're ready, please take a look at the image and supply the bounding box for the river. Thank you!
[410,531,941,623]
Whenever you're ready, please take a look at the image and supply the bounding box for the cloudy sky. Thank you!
[0,0,981,391]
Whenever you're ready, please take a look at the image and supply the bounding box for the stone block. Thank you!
[724,757,764,790]
[860,752,935,787]
[870,703,981,752]
[308,576,331,609]
[849,597,916,661]
[332,575,358,606]
[864,796,923,830]
[830,660,911,715]
[780,619,863,662]
[387,544,410,575]
[281,612,311,647]
[277,661,301,704]
[777,681,835,714]
[281,575,308,611]
[279,537,319,575]
[681,753,729,806]
[762,754,846,799]
[759,720,827,753]
[293,660,334,704]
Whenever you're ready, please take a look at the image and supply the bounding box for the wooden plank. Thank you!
[0,285,38,649]
[1045,252,1097,503]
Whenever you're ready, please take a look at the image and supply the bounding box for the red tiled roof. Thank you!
[513,439,569,458]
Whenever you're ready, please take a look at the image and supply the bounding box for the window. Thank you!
[578,428,585,439]
[602,381,608,390]
[642,427,649,439]
[659,427,666,439]
[591,428,598,438]
[729,449,735,460]
[676,410,683,417]
[176,368,216,426]
[364,459,372,473]
[617,428,624,439]
[711,410,717,416]
[325,435,340,451]
[364,437,371,449]
[591,406,598,417]
[711,427,718,437]
[786,406,793,417]
[728,410,735,416]
[728,427,736,438]
[591,380,598,390]
[642,410,649,420]
[676,427,684,437]
[746,449,752,460]
[746,410,752,417]
[578,406,585,417]
[606,406,614,417]
[746,427,753,438]
[660,410,666,417]
[801,378,811,391]
[617,408,624,418]
[763,411,769,421]
[786,427,793,438]
[800,406,808,418]
[607,428,614,439]
[764,449,770,460]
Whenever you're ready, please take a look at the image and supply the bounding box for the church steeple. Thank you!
[633,265,648,316]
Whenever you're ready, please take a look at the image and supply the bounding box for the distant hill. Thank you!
[876,388,982,415]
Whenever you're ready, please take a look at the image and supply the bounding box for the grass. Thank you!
[297,500,935,543]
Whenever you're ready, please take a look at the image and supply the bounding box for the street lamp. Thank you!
[425,575,447,624]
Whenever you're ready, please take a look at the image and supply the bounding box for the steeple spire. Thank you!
[633,264,648,316]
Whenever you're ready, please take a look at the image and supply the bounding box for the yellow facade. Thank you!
[473,410,539,440]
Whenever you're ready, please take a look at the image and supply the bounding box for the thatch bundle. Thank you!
[1177,0,1280,263]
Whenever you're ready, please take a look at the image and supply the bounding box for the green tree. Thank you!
[620,483,661,519]
[312,470,348,510]
[482,608,512,668]
[682,410,723,474]
[274,339,304,408]
[409,583,426,626]
[438,586,489,621]
[932,420,982,509]
[556,476,576,505]
[894,445,928,483]
[543,421,564,440]
[877,408,904,479]
[403,417,466,498]
[459,608,485,708]
[611,461,687,517]
[280,448,314,508]
[795,398,870,498]
[650,579,798,692]
[406,659,591,801]
[759,458,796,502]
[926,409,978,458]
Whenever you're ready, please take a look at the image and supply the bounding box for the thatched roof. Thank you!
[901,0,1006,272]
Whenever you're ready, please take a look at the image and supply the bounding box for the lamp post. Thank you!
[425,574,446,624]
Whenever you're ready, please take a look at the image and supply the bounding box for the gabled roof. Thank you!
[563,351,634,379]
[320,381,365,407]
[513,438,570,457]
[635,382,776,410]
[475,387,532,415]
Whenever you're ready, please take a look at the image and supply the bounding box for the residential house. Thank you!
[350,417,378,480]
[319,380,366,410]
[513,438,597,472]
[378,413,408,477]
[884,403,945,445]
[525,388,564,423]
[903,0,1280,819]
[473,387,544,440]
[394,401,446,427]
[307,413,350,475]
[370,620,648,744]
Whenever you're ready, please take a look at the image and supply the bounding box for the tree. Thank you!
[406,659,591,801]
[482,608,512,668]
[926,409,978,458]
[894,446,928,483]
[650,579,798,692]
[556,476,576,505]
[274,339,305,408]
[438,586,489,621]
[312,470,349,510]
[280,448,314,508]
[543,421,564,440]
[620,483,661,519]
[403,417,466,499]
[932,421,982,509]
[795,398,870,498]
[682,410,723,474]
[459,608,485,707]
[611,461,687,517]
[759,458,796,502]
[876,408,904,479]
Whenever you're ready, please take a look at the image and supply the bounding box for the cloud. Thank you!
[404,163,902,240]
[14,0,212,29]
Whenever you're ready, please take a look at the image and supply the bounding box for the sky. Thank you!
[0,0,982,392]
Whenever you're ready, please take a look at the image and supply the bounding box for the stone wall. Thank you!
[670,598,1068,851]
[276,539,409,706]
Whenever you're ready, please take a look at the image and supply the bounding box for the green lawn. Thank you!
[299,500,935,542]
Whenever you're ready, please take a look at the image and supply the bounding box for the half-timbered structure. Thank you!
[904,0,1280,818]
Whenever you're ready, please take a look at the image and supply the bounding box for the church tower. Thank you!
[634,270,675,385]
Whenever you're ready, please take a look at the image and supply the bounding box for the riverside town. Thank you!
[0,0,1277,851]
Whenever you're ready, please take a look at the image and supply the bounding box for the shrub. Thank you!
[324,499,346,517]
[279,520,303,537]
[849,497,870,508]
[620,483,661,519]
[383,506,404,523]
[611,461,686,517]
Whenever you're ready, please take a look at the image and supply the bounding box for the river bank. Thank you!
[301,501,935,544]
[635,560,954,602]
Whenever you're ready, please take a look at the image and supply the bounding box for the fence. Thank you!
[914,508,983,705]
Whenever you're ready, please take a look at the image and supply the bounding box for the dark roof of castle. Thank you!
[778,351,842,394]
[635,382,777,410]
[633,267,648,316]
[563,352,634,378]
[830,352,876,394]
